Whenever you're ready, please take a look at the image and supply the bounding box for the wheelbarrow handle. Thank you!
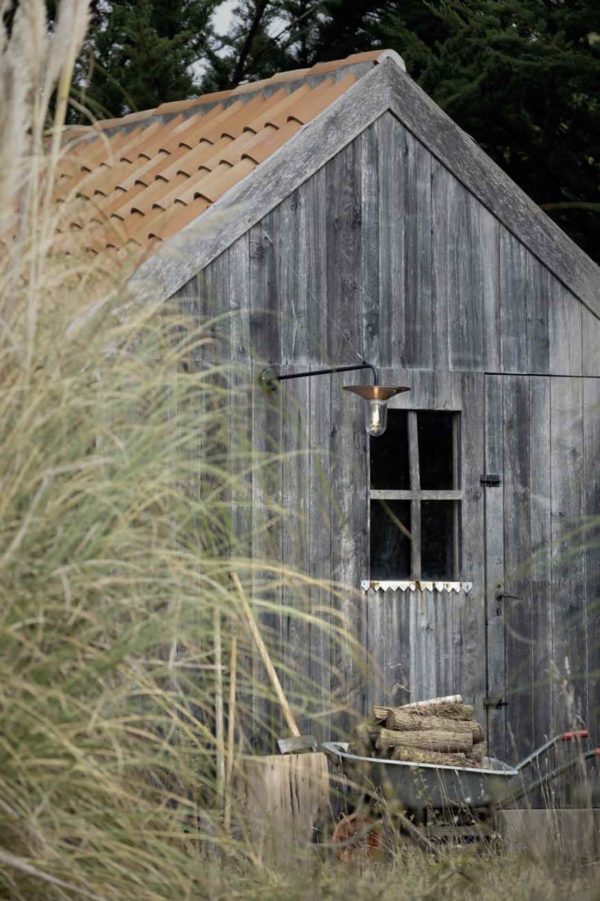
[516,730,590,772]
[561,730,589,741]
[503,747,600,807]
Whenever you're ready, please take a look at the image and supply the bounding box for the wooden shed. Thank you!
[66,49,600,761]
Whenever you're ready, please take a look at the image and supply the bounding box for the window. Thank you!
[369,410,461,580]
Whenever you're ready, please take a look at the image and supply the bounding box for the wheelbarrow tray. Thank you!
[322,741,518,812]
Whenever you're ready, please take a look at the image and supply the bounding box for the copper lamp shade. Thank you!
[344,384,410,437]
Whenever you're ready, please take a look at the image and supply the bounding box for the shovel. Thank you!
[230,573,317,755]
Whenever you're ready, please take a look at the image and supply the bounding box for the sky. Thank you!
[212,1,236,35]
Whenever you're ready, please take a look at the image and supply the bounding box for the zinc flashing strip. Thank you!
[361,581,473,594]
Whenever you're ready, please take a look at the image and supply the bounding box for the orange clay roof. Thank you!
[55,50,387,260]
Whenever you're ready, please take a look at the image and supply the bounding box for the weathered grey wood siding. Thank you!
[176,111,600,759]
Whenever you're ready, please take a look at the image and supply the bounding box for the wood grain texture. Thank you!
[385,62,600,319]
[500,232,530,373]
[484,374,506,759]
[549,276,583,376]
[303,166,333,740]
[235,752,329,863]
[326,138,369,732]
[502,376,534,758]
[376,114,406,369]
[583,379,600,740]
[550,378,587,735]
[249,212,284,745]
[529,377,553,748]
[455,374,486,724]
[403,133,433,368]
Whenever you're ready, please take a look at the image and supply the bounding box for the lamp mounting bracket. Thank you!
[258,360,379,392]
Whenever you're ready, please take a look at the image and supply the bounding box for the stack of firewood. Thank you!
[352,695,488,768]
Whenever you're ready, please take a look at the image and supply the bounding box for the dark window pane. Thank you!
[421,501,457,579]
[418,412,455,489]
[370,500,411,579]
[370,410,409,489]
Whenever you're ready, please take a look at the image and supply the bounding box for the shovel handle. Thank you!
[560,730,589,741]
[231,573,301,739]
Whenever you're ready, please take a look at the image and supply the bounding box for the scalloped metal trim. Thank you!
[361,580,473,594]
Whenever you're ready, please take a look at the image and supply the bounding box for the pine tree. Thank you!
[379,0,600,262]
[78,0,217,118]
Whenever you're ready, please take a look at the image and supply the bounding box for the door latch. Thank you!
[480,473,501,487]
[483,696,508,709]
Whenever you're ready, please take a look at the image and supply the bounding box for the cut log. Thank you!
[234,752,329,863]
[472,721,484,743]
[468,742,487,764]
[376,727,473,755]
[374,701,475,722]
[390,747,470,767]
[403,694,463,707]
[384,709,475,738]
[351,721,373,757]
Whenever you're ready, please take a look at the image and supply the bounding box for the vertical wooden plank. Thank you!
[431,158,451,372]
[227,235,253,561]
[278,188,312,728]
[326,137,368,732]
[448,187,485,371]
[499,232,529,373]
[584,379,600,741]
[454,373,486,724]
[480,208,501,372]
[435,593,453,697]
[484,374,506,758]
[549,278,583,376]
[526,261,550,374]
[408,591,437,702]
[377,114,406,369]
[301,165,333,739]
[249,211,283,747]
[360,120,380,365]
[403,132,433,369]
[550,378,587,735]
[503,376,534,761]
[582,307,600,377]
[529,376,553,745]
[366,589,410,711]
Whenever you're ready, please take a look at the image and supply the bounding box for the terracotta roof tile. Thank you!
[55,50,388,258]
[242,120,302,165]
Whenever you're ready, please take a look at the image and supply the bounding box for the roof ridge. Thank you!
[67,49,401,137]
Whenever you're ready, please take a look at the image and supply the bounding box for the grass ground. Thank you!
[195,849,600,901]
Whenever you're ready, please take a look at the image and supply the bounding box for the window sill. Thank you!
[361,580,473,594]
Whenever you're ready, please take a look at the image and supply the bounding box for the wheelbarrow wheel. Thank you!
[332,812,384,861]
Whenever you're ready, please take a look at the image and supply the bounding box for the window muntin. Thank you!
[369,410,461,580]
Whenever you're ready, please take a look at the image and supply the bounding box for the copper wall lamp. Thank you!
[258,361,409,437]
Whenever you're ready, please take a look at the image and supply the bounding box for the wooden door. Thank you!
[484,374,594,764]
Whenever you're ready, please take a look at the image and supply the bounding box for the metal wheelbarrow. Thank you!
[322,730,599,851]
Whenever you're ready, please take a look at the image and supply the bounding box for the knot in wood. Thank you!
[250,240,264,259]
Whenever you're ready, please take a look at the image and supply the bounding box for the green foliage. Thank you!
[379,0,600,262]
[78,0,217,117]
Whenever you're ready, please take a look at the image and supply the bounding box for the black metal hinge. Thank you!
[483,696,508,709]
[480,473,501,487]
